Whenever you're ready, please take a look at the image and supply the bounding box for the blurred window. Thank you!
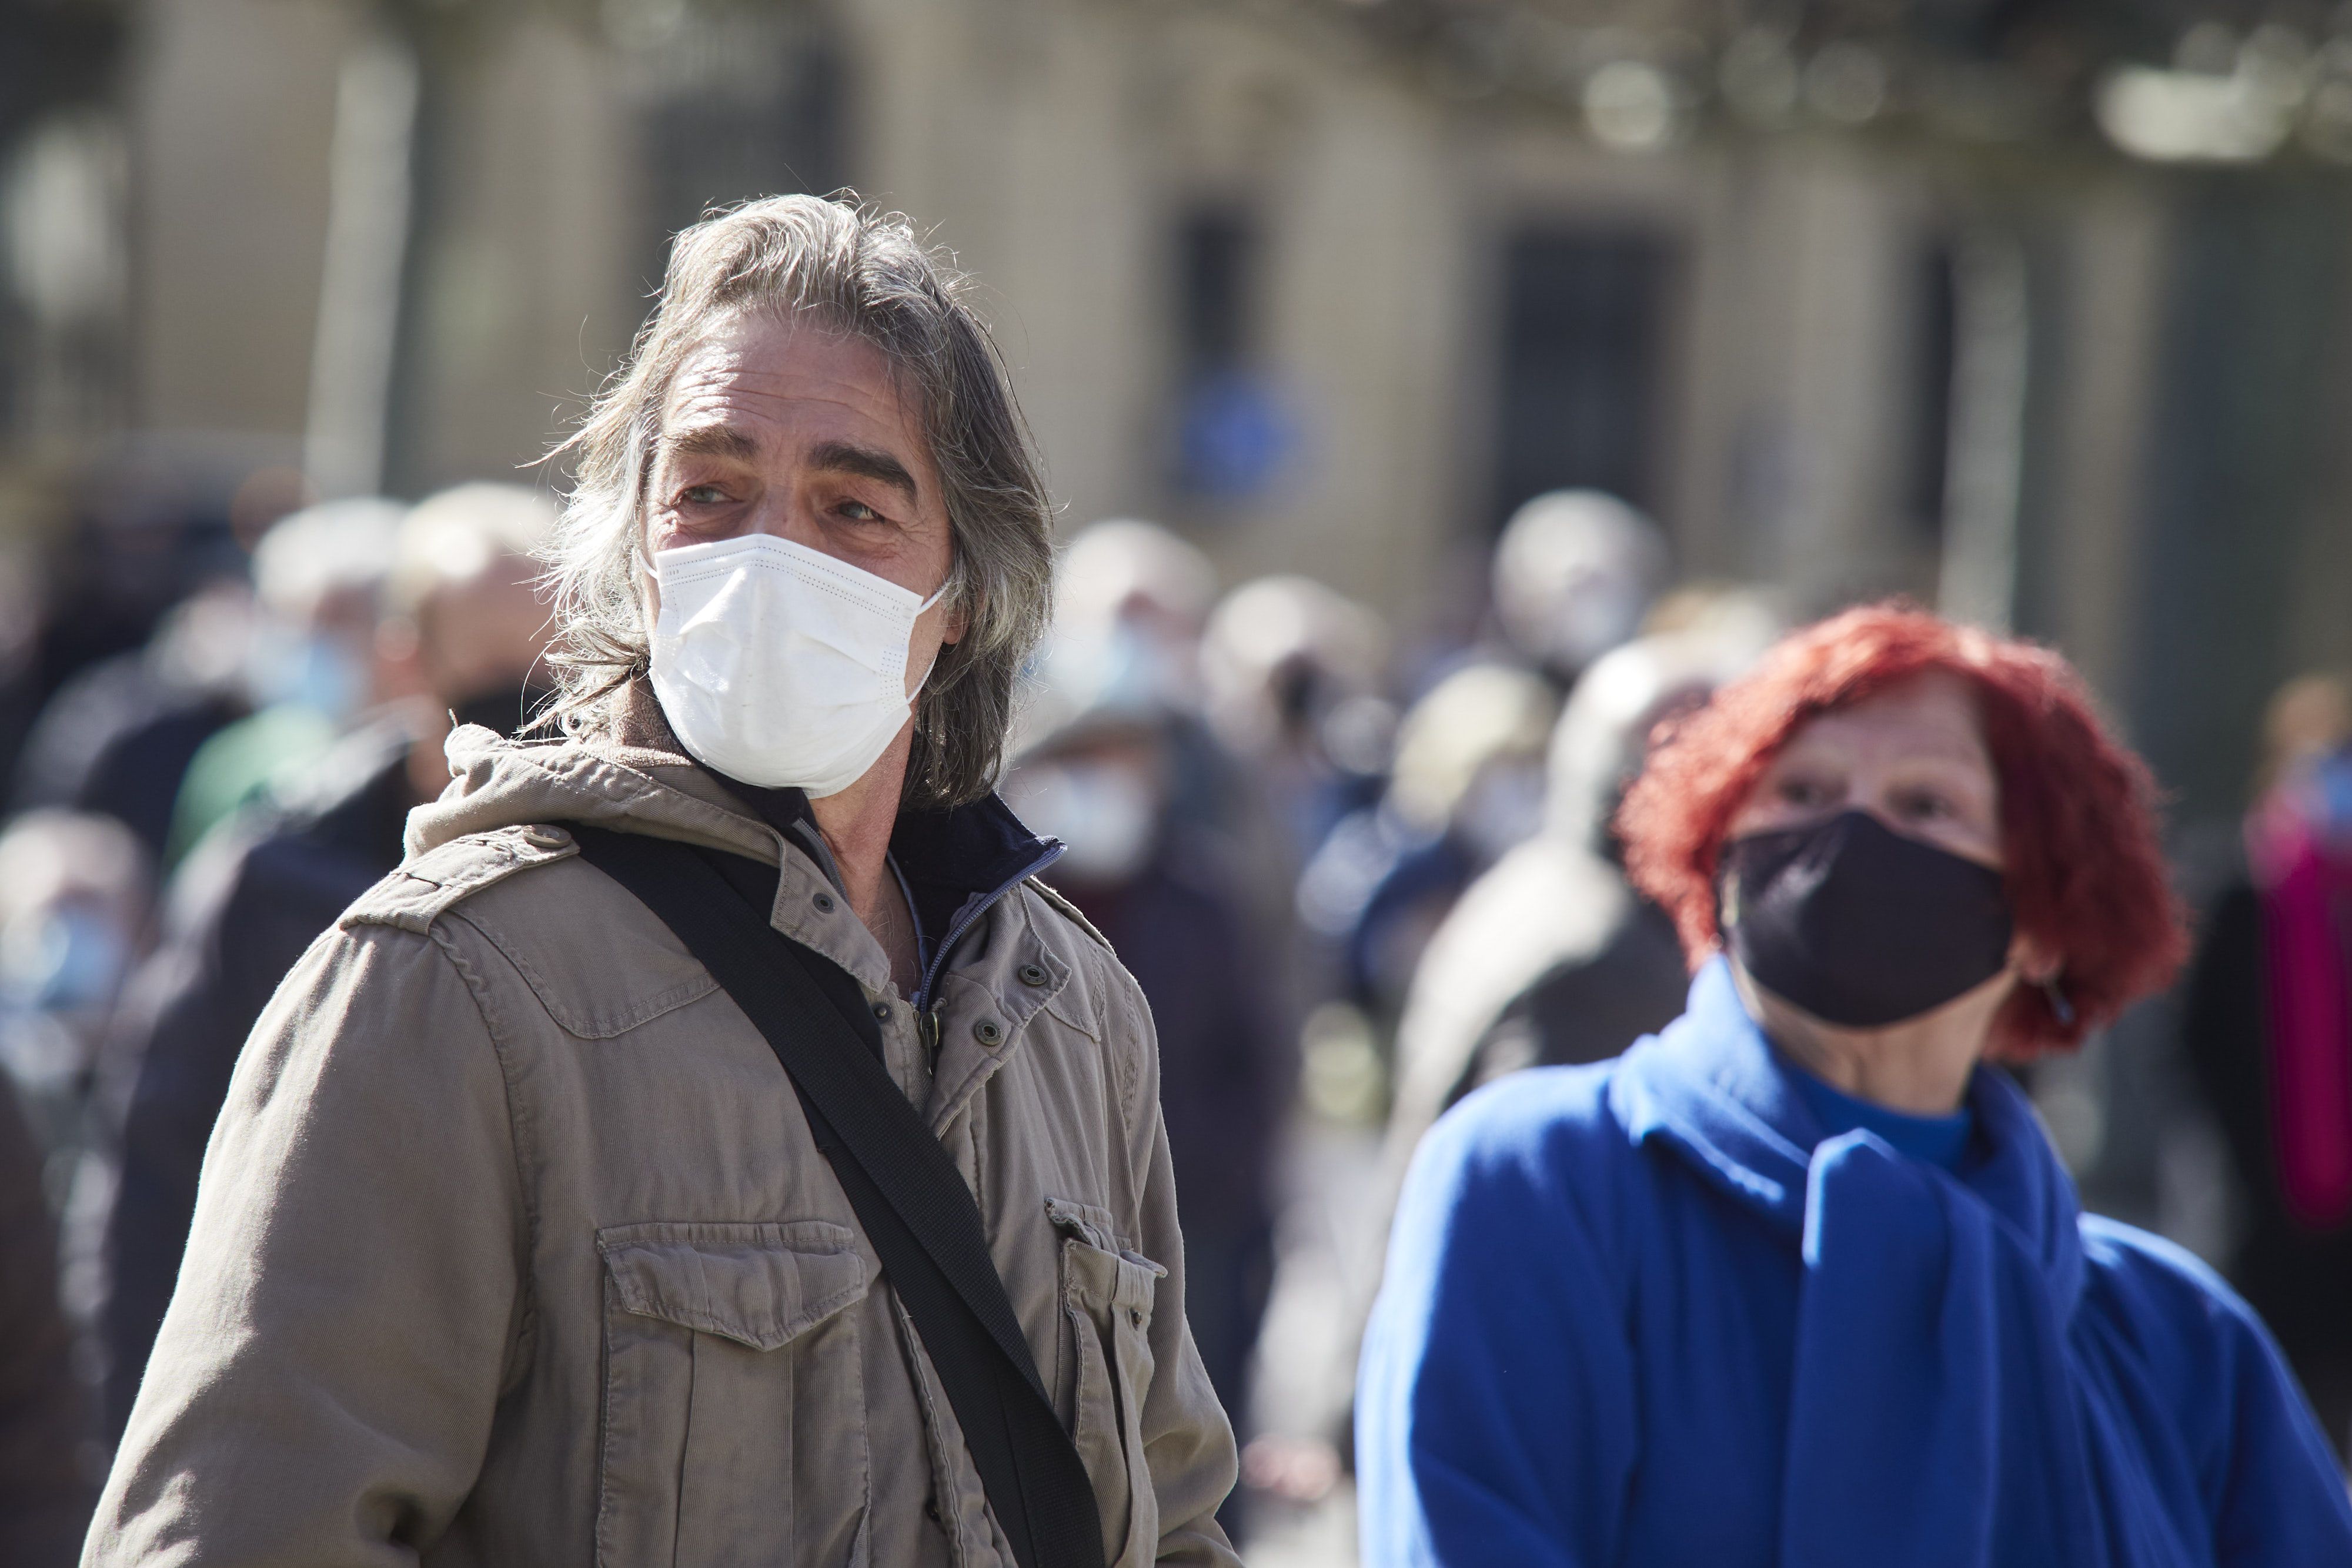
[622,9,850,299]
[1171,205,1291,500]
[1177,208,1255,376]
[1903,243,1959,541]
[1492,226,1672,526]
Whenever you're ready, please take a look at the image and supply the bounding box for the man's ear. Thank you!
[941,594,973,647]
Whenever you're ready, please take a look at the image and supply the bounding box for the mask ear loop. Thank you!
[904,573,957,705]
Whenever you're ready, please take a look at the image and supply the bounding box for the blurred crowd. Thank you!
[0,466,2348,1556]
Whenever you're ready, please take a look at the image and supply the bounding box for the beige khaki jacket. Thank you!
[86,708,1240,1567]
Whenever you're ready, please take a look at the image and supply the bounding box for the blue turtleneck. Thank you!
[1357,957,2352,1568]
[1784,1056,1975,1171]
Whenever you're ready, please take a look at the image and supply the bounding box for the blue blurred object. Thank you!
[0,904,128,1017]
[1176,372,1297,500]
[2312,746,2352,841]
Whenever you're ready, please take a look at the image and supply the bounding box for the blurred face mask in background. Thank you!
[248,625,369,721]
[649,533,947,797]
[1004,758,1158,884]
[0,903,129,1019]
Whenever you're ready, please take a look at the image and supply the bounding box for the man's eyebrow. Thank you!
[657,424,761,464]
[809,440,920,503]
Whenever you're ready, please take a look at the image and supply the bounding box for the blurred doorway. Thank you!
[623,8,850,299]
[1490,226,1674,528]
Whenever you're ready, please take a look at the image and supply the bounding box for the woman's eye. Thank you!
[1896,791,1952,823]
[837,499,883,523]
[1779,777,1833,808]
[677,484,729,507]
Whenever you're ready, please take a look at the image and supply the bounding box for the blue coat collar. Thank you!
[1613,957,2086,1315]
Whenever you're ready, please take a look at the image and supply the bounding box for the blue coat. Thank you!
[1357,958,2352,1567]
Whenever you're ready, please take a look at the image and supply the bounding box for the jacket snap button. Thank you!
[812,891,836,914]
[871,1002,890,1022]
[1017,962,1048,987]
[521,825,568,850]
[973,1018,1004,1047]
[1128,1308,1144,1329]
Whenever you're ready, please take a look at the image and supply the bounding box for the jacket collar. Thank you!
[411,681,1064,1001]
[1615,957,2085,1311]
[703,771,1062,937]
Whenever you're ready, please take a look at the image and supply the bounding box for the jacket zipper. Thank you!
[909,841,1066,1015]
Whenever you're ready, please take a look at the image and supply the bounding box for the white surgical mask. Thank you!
[649,533,948,797]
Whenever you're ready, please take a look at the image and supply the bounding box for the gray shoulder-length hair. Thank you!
[542,194,1055,810]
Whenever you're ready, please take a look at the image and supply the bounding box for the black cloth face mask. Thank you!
[1717,809,2013,1028]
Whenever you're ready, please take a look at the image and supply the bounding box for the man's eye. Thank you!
[678,484,730,506]
[838,499,883,523]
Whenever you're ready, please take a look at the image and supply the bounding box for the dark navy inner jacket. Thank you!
[1357,957,2352,1567]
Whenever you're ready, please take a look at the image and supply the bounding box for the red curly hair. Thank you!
[1617,603,2187,1057]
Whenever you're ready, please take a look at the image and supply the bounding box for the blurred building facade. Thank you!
[4,0,2351,828]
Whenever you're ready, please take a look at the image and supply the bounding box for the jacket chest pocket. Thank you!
[596,1222,871,1567]
[1048,1198,1167,1568]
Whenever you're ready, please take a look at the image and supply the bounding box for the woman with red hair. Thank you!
[1356,606,2352,1567]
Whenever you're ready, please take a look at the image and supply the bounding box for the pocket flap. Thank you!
[1045,1197,1167,1279]
[598,1221,868,1352]
[1047,1197,1167,1330]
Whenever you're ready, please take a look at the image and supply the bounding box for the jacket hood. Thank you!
[1612,957,2085,1313]
[406,682,1065,994]
[406,720,776,867]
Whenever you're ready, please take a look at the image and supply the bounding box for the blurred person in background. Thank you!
[1359,606,2352,1567]
[1053,519,1238,844]
[0,1062,93,1564]
[1003,654,1289,1536]
[162,498,406,862]
[1487,489,1669,693]
[11,583,256,868]
[2183,671,2352,1455]
[94,483,555,1440]
[0,811,141,1560]
[1055,520,1215,708]
[1200,574,1391,873]
[1384,615,1773,1186]
[1277,613,1769,1505]
[0,811,152,1166]
[1295,662,1555,1021]
[7,464,260,857]
[1289,489,1669,1029]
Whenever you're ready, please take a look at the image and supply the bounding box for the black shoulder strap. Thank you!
[570,826,1107,1568]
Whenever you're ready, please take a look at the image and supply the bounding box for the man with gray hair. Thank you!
[86,196,1240,1566]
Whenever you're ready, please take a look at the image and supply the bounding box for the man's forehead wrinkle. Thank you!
[648,316,948,510]
[663,365,902,430]
[657,422,761,463]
